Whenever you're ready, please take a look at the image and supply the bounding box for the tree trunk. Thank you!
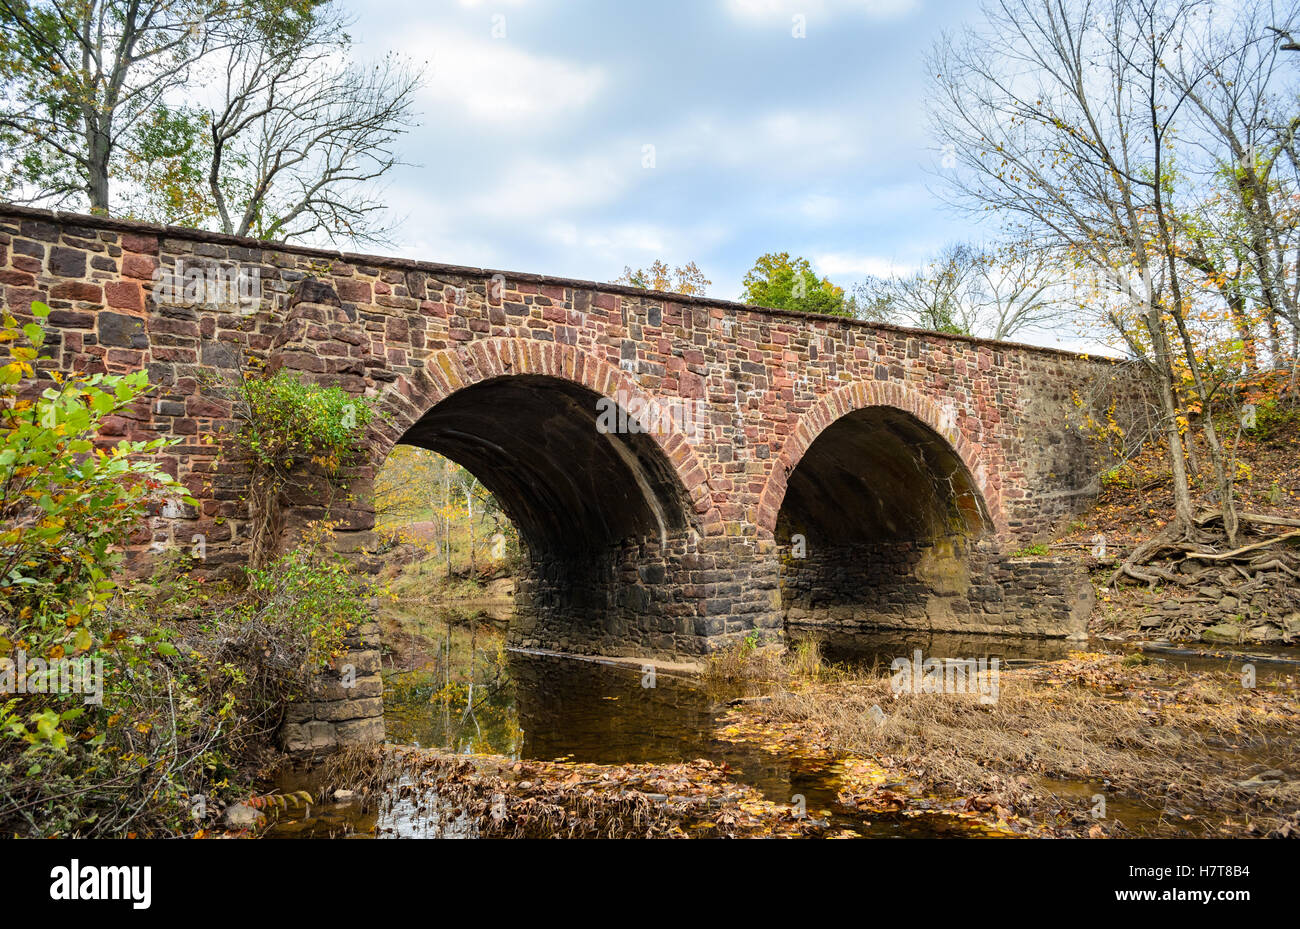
[466,488,475,575]
[85,124,111,214]
[1147,318,1197,532]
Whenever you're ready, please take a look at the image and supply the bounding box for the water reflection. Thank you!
[383,613,521,756]
[790,626,1084,668]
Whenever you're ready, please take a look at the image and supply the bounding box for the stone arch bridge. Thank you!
[2,206,1122,749]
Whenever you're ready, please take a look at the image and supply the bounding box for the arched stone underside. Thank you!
[756,380,1006,538]
[762,385,1092,638]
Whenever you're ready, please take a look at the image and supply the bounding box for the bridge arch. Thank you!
[757,379,1006,539]
[757,380,1011,633]
[370,338,719,533]
[362,337,724,655]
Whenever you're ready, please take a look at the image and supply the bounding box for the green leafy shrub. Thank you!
[0,305,220,835]
[1252,395,1300,442]
[203,523,373,757]
[0,312,377,836]
[1010,543,1051,558]
[233,369,374,568]
[1100,464,1137,490]
[0,302,189,704]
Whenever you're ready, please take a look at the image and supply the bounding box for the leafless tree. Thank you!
[1162,0,1300,373]
[856,240,1064,341]
[964,242,1063,340]
[927,0,1227,535]
[203,5,423,244]
[855,242,978,333]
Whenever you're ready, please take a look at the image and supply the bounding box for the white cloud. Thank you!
[725,0,919,23]
[658,109,866,175]
[546,220,734,269]
[798,194,844,220]
[396,27,605,124]
[814,252,918,277]
[546,221,665,253]
[467,153,629,218]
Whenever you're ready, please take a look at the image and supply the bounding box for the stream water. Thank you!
[268,604,1300,839]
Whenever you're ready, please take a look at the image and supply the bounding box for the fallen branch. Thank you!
[1197,510,1300,530]
[1181,530,1300,563]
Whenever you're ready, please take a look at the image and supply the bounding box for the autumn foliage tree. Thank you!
[740,252,849,316]
[375,446,515,577]
[614,260,711,296]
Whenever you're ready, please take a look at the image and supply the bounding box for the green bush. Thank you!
[201,524,373,759]
[233,369,374,568]
[0,301,189,716]
[236,369,374,474]
[0,304,219,835]
[1251,395,1300,442]
[1010,543,1051,558]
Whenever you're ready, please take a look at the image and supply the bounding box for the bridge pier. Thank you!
[509,533,784,657]
[280,616,386,756]
[781,538,1093,639]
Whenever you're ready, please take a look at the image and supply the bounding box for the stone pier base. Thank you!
[280,618,386,756]
[507,534,784,658]
[286,541,1096,752]
[782,541,1094,639]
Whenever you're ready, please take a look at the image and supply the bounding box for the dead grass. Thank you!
[751,652,1300,836]
[702,634,830,685]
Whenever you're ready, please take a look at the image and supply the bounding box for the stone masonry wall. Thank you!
[512,532,782,657]
[782,539,1094,638]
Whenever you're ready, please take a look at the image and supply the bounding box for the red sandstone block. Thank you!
[99,415,129,436]
[49,280,102,302]
[0,269,35,286]
[121,233,158,255]
[121,253,156,279]
[186,396,231,418]
[105,348,143,368]
[104,280,144,312]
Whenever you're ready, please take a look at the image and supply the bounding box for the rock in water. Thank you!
[223,803,261,830]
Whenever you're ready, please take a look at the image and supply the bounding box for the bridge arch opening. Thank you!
[775,405,993,631]
[385,374,701,654]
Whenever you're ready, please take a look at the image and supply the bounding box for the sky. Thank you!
[345,0,1088,351]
